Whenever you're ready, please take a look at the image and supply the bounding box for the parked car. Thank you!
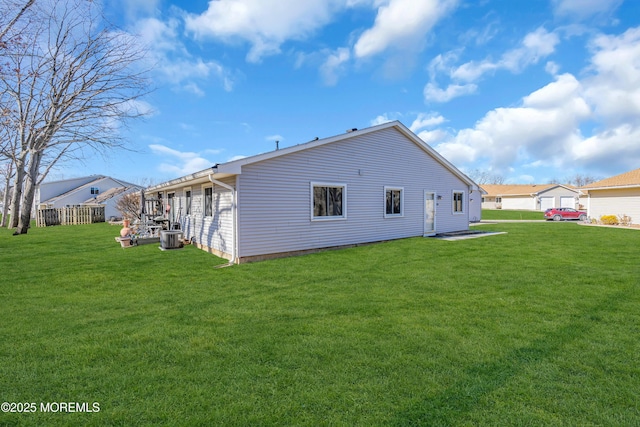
[544,207,587,221]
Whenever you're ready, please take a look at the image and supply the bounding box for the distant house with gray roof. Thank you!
[36,175,143,220]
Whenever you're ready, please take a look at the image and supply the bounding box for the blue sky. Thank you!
[55,0,640,185]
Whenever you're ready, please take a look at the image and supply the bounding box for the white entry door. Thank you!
[424,191,436,236]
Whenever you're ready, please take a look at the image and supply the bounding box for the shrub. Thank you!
[116,192,142,221]
[600,215,619,225]
[618,214,632,226]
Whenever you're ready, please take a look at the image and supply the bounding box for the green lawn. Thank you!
[482,209,545,220]
[0,222,638,426]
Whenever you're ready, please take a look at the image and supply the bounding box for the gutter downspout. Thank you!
[208,174,237,264]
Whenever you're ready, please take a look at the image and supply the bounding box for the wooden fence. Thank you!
[36,206,105,227]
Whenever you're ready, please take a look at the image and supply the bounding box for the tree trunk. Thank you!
[0,161,13,227]
[9,154,26,229]
[14,150,41,235]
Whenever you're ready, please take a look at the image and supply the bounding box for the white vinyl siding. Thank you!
[176,179,235,259]
[587,188,640,225]
[236,127,470,258]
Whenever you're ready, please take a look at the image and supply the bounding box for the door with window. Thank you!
[424,191,436,236]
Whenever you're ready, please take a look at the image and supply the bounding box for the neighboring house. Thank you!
[581,168,640,225]
[481,184,581,211]
[36,175,143,220]
[147,121,481,263]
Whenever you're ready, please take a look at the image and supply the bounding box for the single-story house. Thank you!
[581,168,640,225]
[481,184,581,211]
[146,121,481,263]
[36,175,143,220]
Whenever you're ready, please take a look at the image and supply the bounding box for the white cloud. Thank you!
[415,129,450,145]
[370,113,402,126]
[545,61,560,76]
[149,144,215,176]
[371,112,446,133]
[552,0,623,19]
[184,0,341,63]
[353,0,458,58]
[424,27,560,104]
[134,17,235,93]
[433,24,640,178]
[182,83,205,97]
[409,112,446,131]
[450,61,497,83]
[319,47,351,86]
[266,134,284,142]
[522,73,586,110]
[427,51,462,80]
[434,73,591,173]
[183,0,457,84]
[435,132,483,165]
[583,27,640,126]
[424,82,477,103]
[111,0,161,22]
[515,174,536,184]
[571,124,640,170]
[451,27,560,82]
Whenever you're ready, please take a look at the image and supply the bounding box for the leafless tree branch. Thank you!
[0,0,151,233]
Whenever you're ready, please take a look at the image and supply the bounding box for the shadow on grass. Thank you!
[391,287,630,425]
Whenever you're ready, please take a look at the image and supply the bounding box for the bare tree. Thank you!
[115,192,141,221]
[0,0,38,228]
[565,173,600,187]
[468,168,505,185]
[0,0,150,234]
[0,0,35,43]
[550,173,600,187]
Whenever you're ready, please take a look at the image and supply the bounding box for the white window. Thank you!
[90,187,99,195]
[311,182,346,220]
[203,186,213,217]
[453,191,464,214]
[384,187,404,218]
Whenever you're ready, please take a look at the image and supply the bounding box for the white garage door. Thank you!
[560,196,574,208]
[540,197,554,211]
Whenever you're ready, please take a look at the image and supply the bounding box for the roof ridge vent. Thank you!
[346,128,358,133]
